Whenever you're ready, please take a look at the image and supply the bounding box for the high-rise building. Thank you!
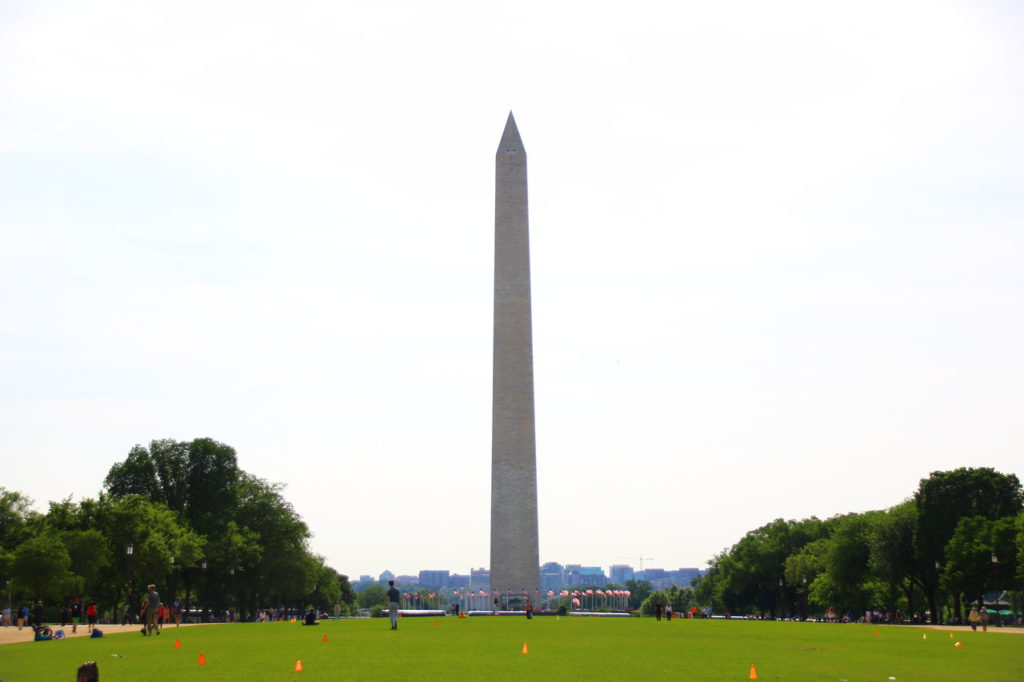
[418,570,450,588]
[609,564,635,584]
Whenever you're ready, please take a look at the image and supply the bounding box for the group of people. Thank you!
[968,606,992,632]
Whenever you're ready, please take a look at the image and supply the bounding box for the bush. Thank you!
[557,605,568,615]
[370,606,384,618]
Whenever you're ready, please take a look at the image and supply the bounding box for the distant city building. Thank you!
[361,563,703,593]
[567,566,608,587]
[636,567,706,589]
[609,565,634,584]
[540,562,564,593]
[668,568,704,586]
[470,567,490,591]
[419,570,450,588]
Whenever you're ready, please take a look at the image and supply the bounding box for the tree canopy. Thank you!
[2,438,356,621]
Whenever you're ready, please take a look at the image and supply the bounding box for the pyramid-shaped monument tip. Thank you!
[498,111,525,155]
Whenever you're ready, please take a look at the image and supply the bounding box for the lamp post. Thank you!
[228,568,235,622]
[125,544,134,622]
[201,562,208,623]
[801,576,807,621]
[991,553,999,626]
[934,561,942,624]
[778,578,784,620]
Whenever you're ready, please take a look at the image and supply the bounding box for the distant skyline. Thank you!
[2,1,1022,580]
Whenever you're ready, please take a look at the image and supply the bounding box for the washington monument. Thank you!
[490,112,540,606]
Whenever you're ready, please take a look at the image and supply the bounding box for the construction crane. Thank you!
[617,555,653,574]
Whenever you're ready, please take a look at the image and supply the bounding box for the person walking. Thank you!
[33,601,45,628]
[86,601,97,632]
[665,603,673,621]
[655,601,664,621]
[386,580,400,631]
[70,598,83,633]
[142,585,161,636]
[525,599,533,619]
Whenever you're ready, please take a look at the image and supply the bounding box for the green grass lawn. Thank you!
[2,617,1023,681]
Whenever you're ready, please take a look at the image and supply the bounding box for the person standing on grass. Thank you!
[86,601,97,632]
[143,585,161,635]
[655,601,663,621]
[387,580,401,630]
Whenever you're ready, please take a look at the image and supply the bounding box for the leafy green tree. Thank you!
[358,584,387,610]
[624,579,652,609]
[11,533,80,603]
[943,516,993,617]
[714,517,826,617]
[336,574,357,612]
[914,468,1023,622]
[868,500,918,618]
[666,585,695,613]
[60,529,111,597]
[0,488,40,595]
[812,513,878,617]
[639,589,669,616]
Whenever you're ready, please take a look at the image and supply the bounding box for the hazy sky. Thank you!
[2,1,1022,579]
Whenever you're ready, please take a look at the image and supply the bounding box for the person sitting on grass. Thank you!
[303,607,319,625]
[33,624,54,641]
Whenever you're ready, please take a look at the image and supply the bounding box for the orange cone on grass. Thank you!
[198,653,206,666]
[322,634,328,643]
[749,664,758,680]
[522,642,529,655]
[294,659,304,671]
[174,638,180,648]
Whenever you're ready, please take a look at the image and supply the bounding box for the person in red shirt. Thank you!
[157,603,166,630]
[86,602,98,632]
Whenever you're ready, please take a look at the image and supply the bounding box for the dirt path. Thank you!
[0,622,204,646]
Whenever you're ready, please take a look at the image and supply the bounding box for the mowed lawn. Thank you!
[2,617,1023,681]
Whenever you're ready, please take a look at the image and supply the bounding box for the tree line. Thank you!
[0,438,355,621]
[691,467,1023,623]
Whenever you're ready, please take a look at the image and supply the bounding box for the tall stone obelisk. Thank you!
[490,112,540,608]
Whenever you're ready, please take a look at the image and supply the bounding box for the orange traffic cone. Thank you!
[434,620,439,627]
[954,641,962,647]
[294,659,304,672]
[198,653,206,666]
[174,638,180,649]
[522,642,529,655]
[949,632,954,638]
[322,634,328,643]
[749,664,758,680]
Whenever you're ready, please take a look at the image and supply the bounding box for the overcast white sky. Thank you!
[2,0,1022,580]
